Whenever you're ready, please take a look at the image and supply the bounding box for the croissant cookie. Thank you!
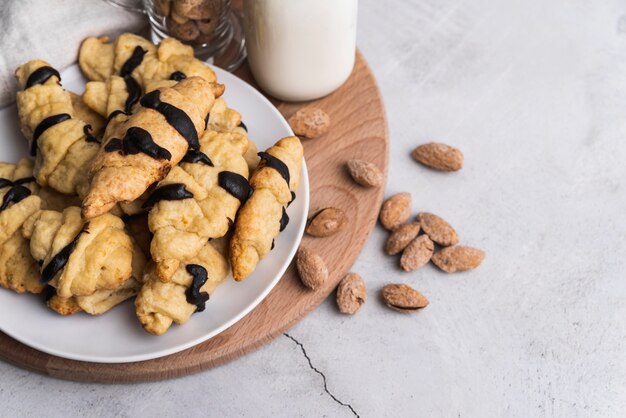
[136,237,229,335]
[147,127,250,282]
[14,60,101,197]
[23,207,146,307]
[82,77,218,219]
[0,159,44,294]
[230,136,303,281]
[80,33,218,119]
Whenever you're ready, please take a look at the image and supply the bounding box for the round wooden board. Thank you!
[0,51,388,383]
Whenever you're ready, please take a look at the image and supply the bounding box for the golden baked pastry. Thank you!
[15,60,101,197]
[79,33,218,120]
[135,237,229,335]
[82,76,218,219]
[0,159,43,294]
[230,136,303,281]
[147,123,250,282]
[23,206,138,298]
[79,33,217,85]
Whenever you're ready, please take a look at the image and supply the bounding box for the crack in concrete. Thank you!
[283,333,360,418]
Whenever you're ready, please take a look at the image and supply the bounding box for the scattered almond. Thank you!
[288,107,330,139]
[381,284,429,312]
[336,273,366,314]
[431,246,484,272]
[385,223,420,255]
[306,207,347,237]
[296,247,328,290]
[400,235,434,272]
[416,212,459,246]
[346,159,383,188]
[379,192,412,230]
[411,142,463,171]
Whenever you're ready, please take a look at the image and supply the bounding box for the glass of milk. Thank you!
[243,0,358,102]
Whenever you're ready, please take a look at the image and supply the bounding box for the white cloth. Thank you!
[0,0,143,107]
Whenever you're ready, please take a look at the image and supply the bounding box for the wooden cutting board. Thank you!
[0,51,388,382]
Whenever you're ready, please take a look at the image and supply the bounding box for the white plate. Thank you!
[0,65,308,363]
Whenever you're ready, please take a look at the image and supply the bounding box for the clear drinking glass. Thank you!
[104,0,246,71]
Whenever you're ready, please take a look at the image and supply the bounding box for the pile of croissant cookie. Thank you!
[1,33,303,336]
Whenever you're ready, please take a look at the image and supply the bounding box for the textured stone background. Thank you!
[2,0,626,416]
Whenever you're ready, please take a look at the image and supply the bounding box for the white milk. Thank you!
[243,0,358,102]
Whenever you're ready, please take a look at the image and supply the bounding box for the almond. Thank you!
[296,247,328,290]
[432,246,485,273]
[400,235,434,272]
[346,159,383,187]
[416,212,459,246]
[336,273,366,314]
[306,207,347,237]
[288,107,330,139]
[385,223,420,255]
[379,192,412,230]
[411,142,463,171]
[381,284,429,312]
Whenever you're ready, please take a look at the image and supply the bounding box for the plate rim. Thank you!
[0,64,309,363]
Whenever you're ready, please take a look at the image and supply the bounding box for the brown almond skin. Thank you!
[288,107,330,139]
[385,223,420,255]
[432,246,485,273]
[381,284,429,312]
[416,212,459,246]
[379,192,412,230]
[346,159,383,187]
[411,142,464,171]
[306,207,347,237]
[400,235,434,272]
[296,247,328,290]
[336,273,366,314]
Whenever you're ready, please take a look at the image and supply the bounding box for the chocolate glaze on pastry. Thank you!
[105,126,172,160]
[258,151,290,185]
[218,171,252,204]
[0,185,32,211]
[40,223,90,284]
[170,71,186,81]
[83,124,100,143]
[140,90,199,150]
[181,149,213,166]
[31,113,71,155]
[279,207,289,232]
[239,120,248,132]
[25,66,60,89]
[142,183,194,208]
[120,46,147,77]
[185,264,210,312]
[123,75,142,113]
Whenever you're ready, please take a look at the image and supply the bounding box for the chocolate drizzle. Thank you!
[43,285,56,302]
[279,207,289,232]
[120,46,147,77]
[289,191,296,207]
[105,127,172,160]
[40,223,90,284]
[218,171,252,204]
[0,176,35,189]
[83,124,100,143]
[258,152,290,185]
[25,66,60,89]
[185,264,210,312]
[142,183,194,208]
[170,71,187,81]
[0,185,31,211]
[123,75,142,113]
[204,113,210,130]
[106,109,127,124]
[140,90,199,150]
[181,149,213,166]
[31,113,71,155]
[239,121,248,132]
